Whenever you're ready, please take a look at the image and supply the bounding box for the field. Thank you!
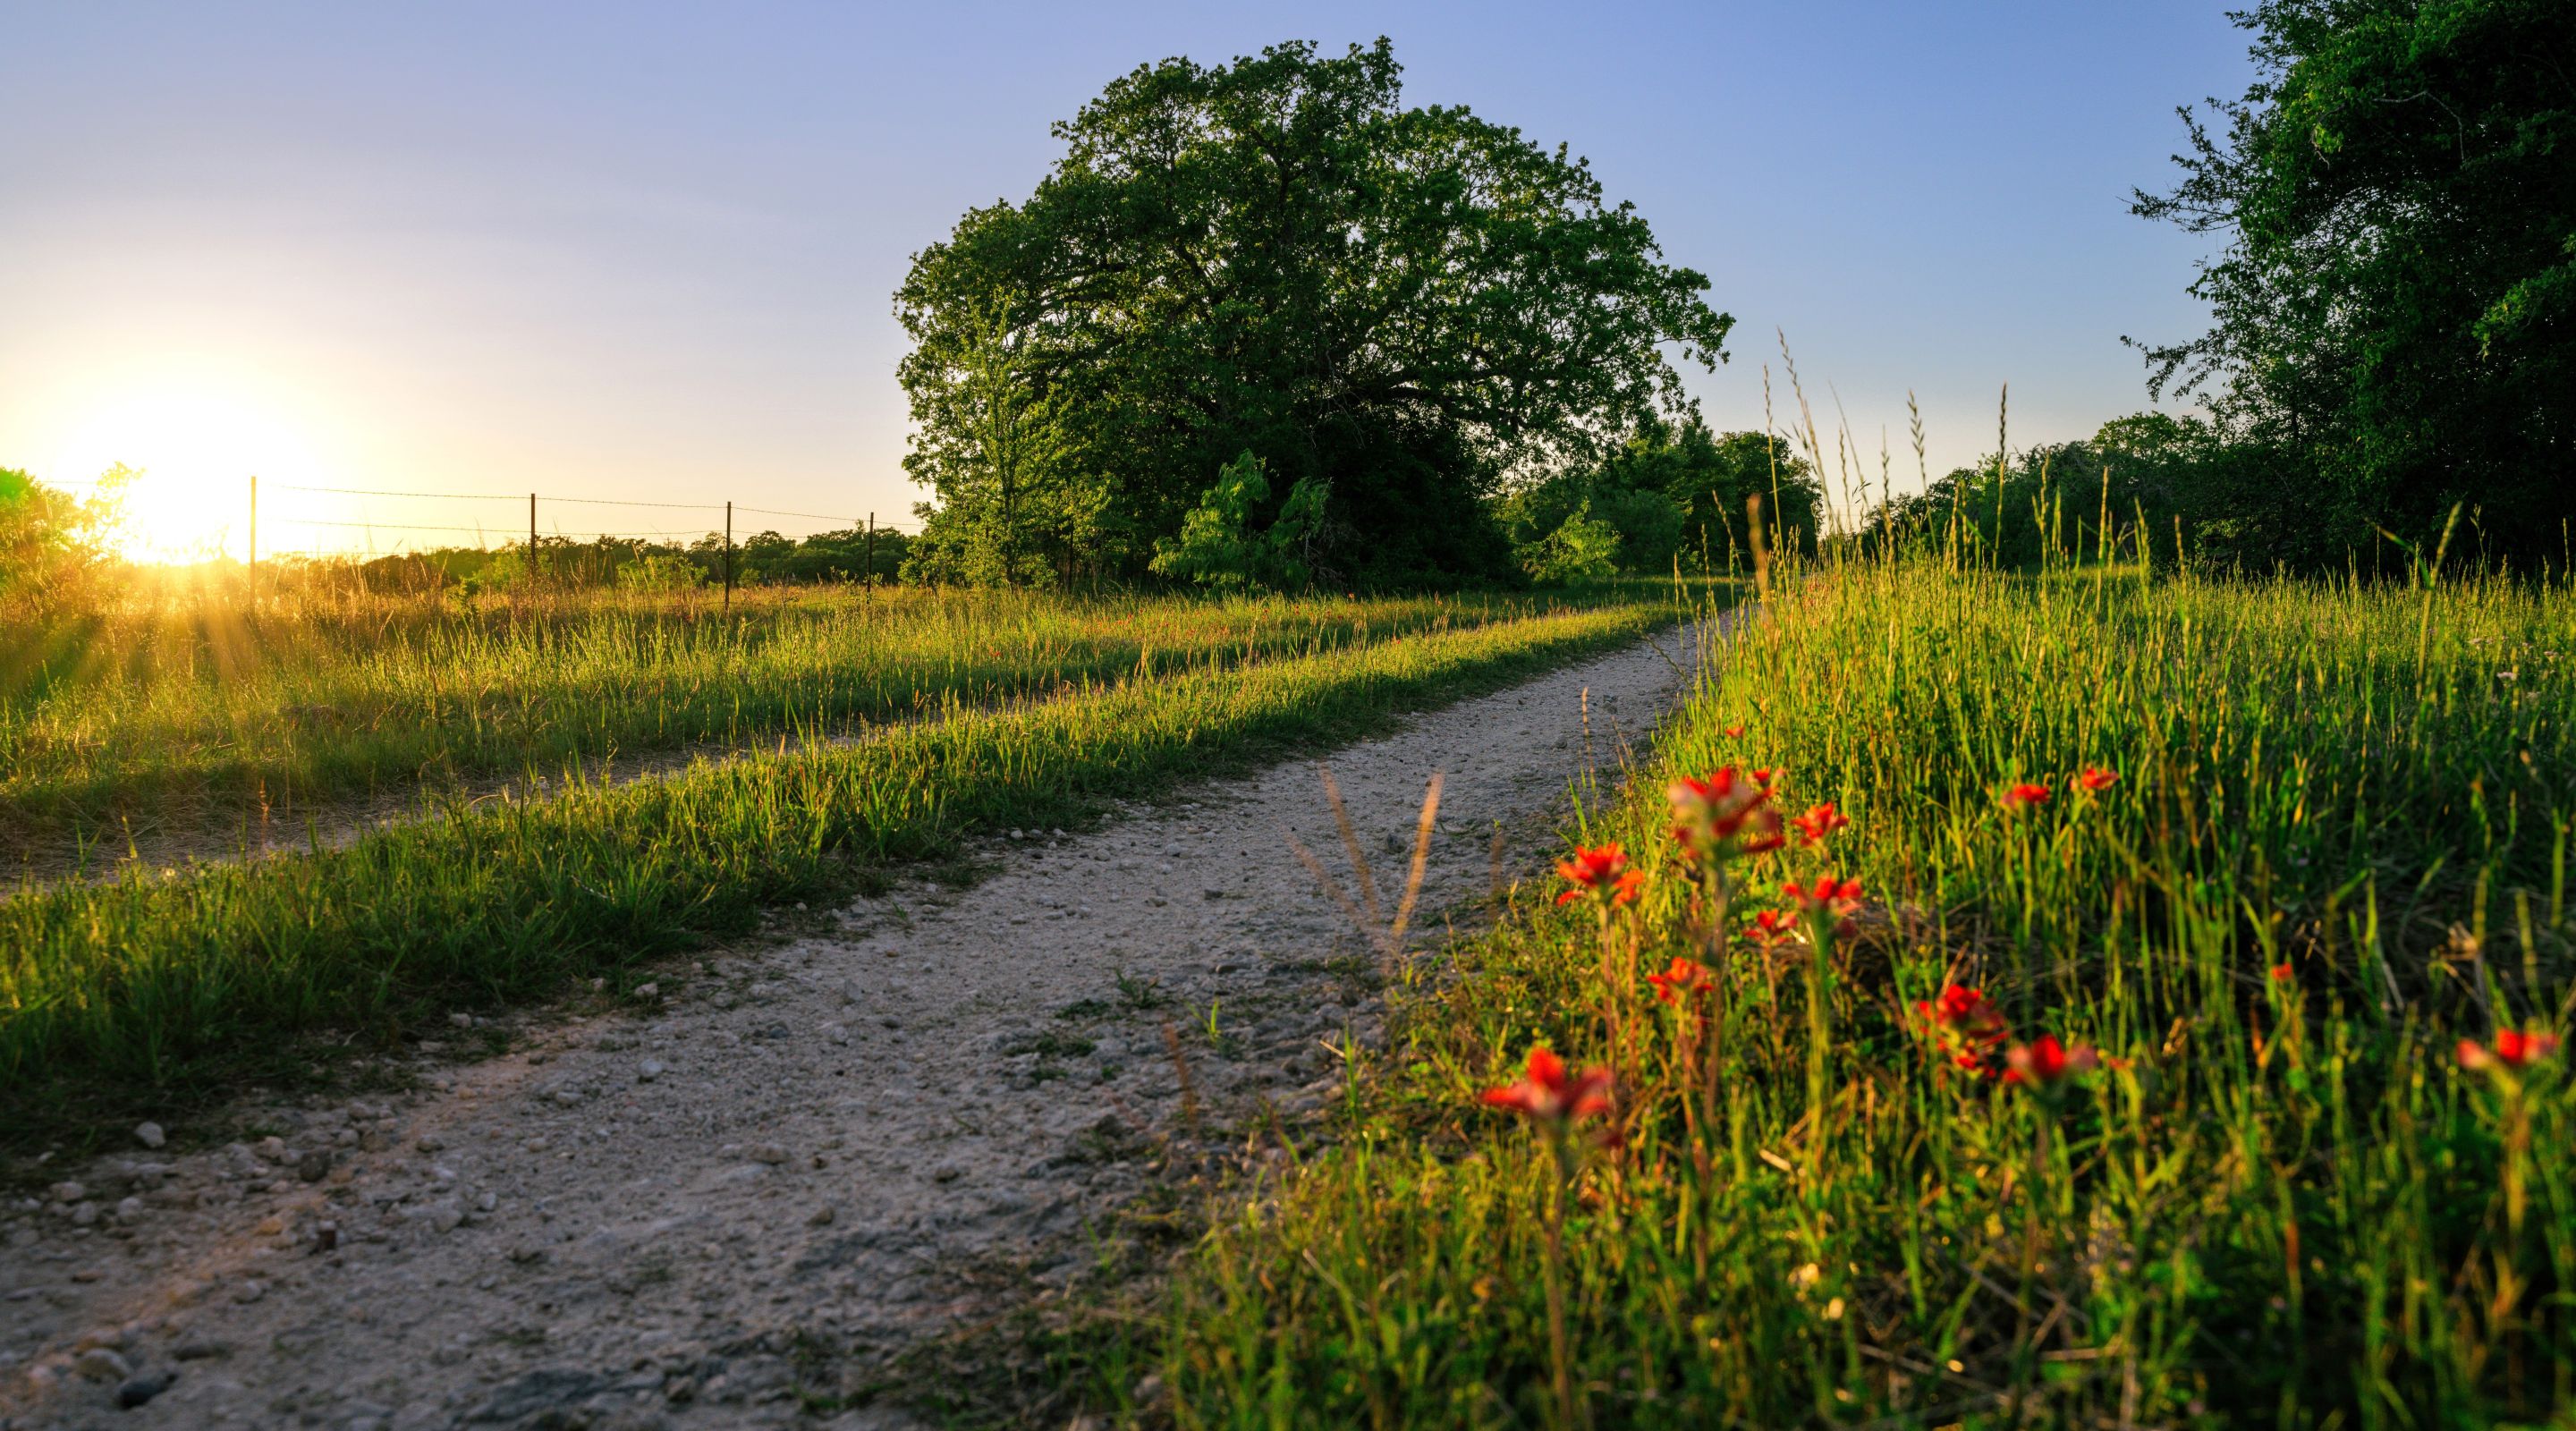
[0,580,1620,867]
[0,580,1691,1147]
[1153,554,2575,1427]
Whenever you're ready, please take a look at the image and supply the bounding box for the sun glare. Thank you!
[47,390,326,564]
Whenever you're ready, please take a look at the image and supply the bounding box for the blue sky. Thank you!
[0,1,2252,558]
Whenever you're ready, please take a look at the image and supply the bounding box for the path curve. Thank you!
[0,622,1711,1431]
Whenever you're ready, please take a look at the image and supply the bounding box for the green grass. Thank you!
[0,581,1620,849]
[0,596,1685,1149]
[1162,556,2575,1427]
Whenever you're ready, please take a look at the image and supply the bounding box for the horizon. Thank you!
[1,2,2250,563]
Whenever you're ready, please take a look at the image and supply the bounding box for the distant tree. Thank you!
[1498,422,1820,575]
[895,38,1733,588]
[2131,0,2576,567]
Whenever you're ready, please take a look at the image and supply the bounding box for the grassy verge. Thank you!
[0,597,1684,1150]
[1164,559,2574,1427]
[1,585,1620,844]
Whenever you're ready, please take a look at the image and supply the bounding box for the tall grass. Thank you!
[0,598,1678,1148]
[1,580,1612,847]
[1163,556,2574,1426]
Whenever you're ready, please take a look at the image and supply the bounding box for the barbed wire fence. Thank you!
[228,478,928,608]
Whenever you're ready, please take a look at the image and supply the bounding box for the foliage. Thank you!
[0,597,1676,1146]
[894,38,1733,588]
[1169,553,2576,1425]
[2131,0,2576,569]
[1502,422,1822,575]
[1148,451,1328,593]
[1514,502,1623,585]
[0,466,126,620]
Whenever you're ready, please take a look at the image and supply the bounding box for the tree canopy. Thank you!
[895,38,1733,588]
[2132,0,2575,567]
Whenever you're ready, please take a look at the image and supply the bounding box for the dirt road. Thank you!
[0,622,1707,1431]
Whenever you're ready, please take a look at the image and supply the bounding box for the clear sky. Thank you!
[0,1,2251,561]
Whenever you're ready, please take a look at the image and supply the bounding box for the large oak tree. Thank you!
[894,39,1733,587]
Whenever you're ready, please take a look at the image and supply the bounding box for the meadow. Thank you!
[1151,550,2575,1427]
[0,584,1690,1148]
[0,577,1619,863]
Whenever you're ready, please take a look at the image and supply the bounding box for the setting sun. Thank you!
[46,389,324,563]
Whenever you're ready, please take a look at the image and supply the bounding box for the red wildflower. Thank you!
[2268,961,2294,982]
[2459,1028,2562,1074]
[1790,801,1851,849]
[1480,1046,1614,1124]
[1723,724,1746,739]
[1915,984,2011,1075]
[1783,875,1863,915]
[1555,844,1635,906]
[2004,1035,2101,1087]
[1999,783,2053,812]
[1646,957,1714,1005]
[1667,767,1784,860]
[2074,766,2120,793]
[1750,909,1799,945]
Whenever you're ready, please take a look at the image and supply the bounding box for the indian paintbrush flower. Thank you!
[1646,957,1714,1005]
[1667,766,1784,861]
[1480,1046,1614,1126]
[1915,983,2010,1075]
[1999,782,2053,812]
[2074,766,2120,793]
[2459,1028,2561,1075]
[1790,801,1850,848]
[1555,843,1642,906]
[2004,1035,2101,1088]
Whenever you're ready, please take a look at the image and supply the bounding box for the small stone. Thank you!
[415,1135,445,1153]
[297,1149,333,1182]
[475,1190,498,1214]
[230,1279,267,1304]
[172,1337,230,1360]
[255,1136,289,1164]
[426,1201,464,1233]
[116,1369,175,1408]
[821,1024,850,1046]
[71,1267,105,1283]
[448,1012,475,1029]
[808,1205,835,1227]
[748,1145,789,1165]
[256,1215,286,1237]
[632,983,659,1001]
[50,1181,84,1204]
[133,1122,166,1149]
[72,1346,131,1382]
[70,1202,100,1227]
[637,1059,665,1083]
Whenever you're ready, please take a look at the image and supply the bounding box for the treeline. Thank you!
[900,3,2572,588]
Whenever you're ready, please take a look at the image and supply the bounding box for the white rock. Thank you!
[637,1059,665,1082]
[133,1122,166,1149]
[748,1144,790,1165]
[49,1181,83,1204]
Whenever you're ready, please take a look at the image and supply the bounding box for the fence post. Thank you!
[724,500,734,612]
